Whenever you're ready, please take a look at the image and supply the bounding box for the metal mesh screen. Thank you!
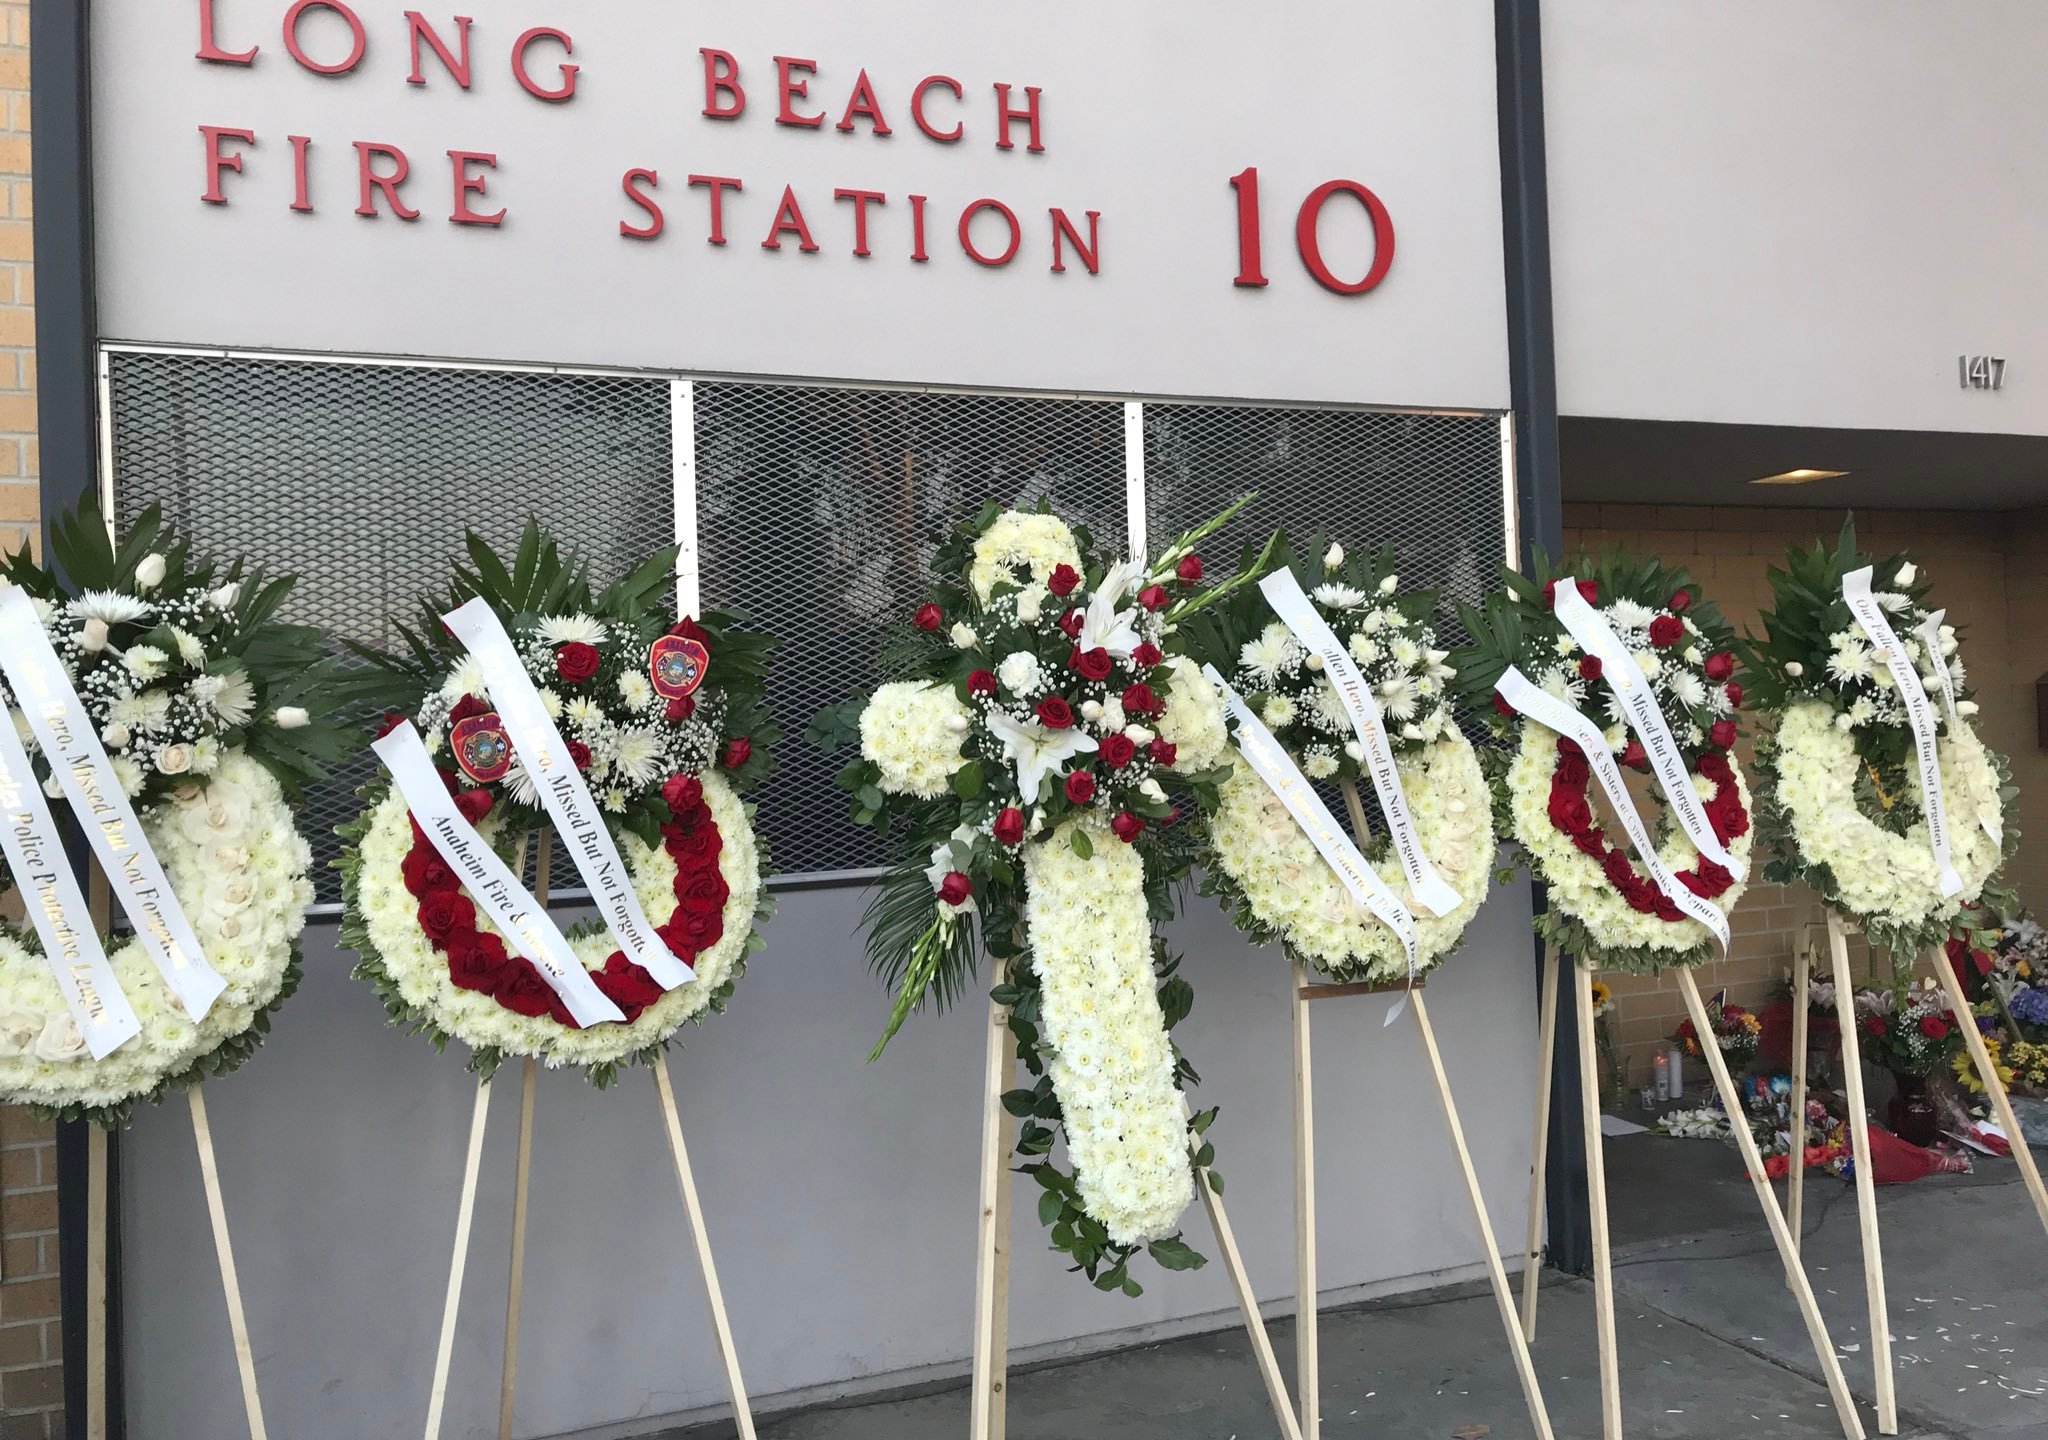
[694,383,1128,877]
[105,351,676,904]
[1146,402,1507,662]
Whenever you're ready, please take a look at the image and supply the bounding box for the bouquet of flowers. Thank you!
[1672,994,1763,1069]
[0,501,355,1121]
[1743,524,2016,957]
[340,523,777,1085]
[1853,980,1961,1078]
[813,497,1261,1296]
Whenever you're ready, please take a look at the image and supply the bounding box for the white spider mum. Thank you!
[1312,583,1367,610]
[536,614,606,646]
[613,727,666,786]
[1239,623,1302,687]
[68,590,153,626]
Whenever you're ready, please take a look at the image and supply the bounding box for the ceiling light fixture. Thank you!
[1750,468,1850,487]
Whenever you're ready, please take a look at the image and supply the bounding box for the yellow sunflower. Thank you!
[1590,979,1612,1010]
[1952,1039,2015,1093]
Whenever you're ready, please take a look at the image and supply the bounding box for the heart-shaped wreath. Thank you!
[0,502,355,1123]
[339,525,777,1085]
[1455,553,1752,972]
[1743,523,2015,958]
[1179,536,1494,983]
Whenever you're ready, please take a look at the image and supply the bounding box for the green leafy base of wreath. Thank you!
[1750,730,2022,965]
[17,945,307,1130]
[995,931,1215,1297]
[334,782,772,1089]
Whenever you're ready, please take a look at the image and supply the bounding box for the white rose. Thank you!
[102,721,131,749]
[1015,585,1046,623]
[1324,543,1345,568]
[1957,700,1979,717]
[80,617,110,652]
[33,1014,88,1063]
[156,743,193,775]
[1895,561,1917,586]
[1305,652,1324,672]
[950,622,978,649]
[134,553,168,590]
[273,707,311,729]
[208,582,242,611]
[1081,700,1103,722]
[1785,662,1804,677]
[1378,575,1399,595]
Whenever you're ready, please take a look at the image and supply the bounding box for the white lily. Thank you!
[985,708,1099,802]
[1078,559,1145,657]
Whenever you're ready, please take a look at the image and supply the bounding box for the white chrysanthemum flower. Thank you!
[536,614,605,646]
[1239,623,1302,687]
[536,688,563,720]
[1391,637,1421,669]
[617,672,654,711]
[1669,671,1707,709]
[1349,634,1381,666]
[1312,582,1366,609]
[199,670,256,726]
[170,628,208,667]
[124,645,169,683]
[564,697,603,730]
[1302,748,1339,779]
[1875,591,1911,613]
[111,692,172,731]
[997,651,1042,696]
[441,655,487,702]
[69,590,152,626]
[1262,695,1296,728]
[111,755,144,796]
[613,728,665,786]
[1607,599,1654,630]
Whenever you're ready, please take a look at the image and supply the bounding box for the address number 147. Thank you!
[1959,355,2007,390]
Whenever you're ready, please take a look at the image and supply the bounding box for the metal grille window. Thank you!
[102,348,1508,894]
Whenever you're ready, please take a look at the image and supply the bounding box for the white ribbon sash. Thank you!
[373,722,625,1028]
[1256,570,1463,918]
[0,587,226,1021]
[1551,580,1744,880]
[442,600,693,989]
[1496,667,1730,952]
[1206,665,1418,1023]
[1915,608,2000,848]
[0,703,140,1059]
[1843,568,1962,898]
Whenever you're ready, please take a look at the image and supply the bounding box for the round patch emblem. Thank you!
[650,635,710,700]
[451,712,513,782]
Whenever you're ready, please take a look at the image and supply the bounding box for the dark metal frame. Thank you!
[1495,0,1590,1278]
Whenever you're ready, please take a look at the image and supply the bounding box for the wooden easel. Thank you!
[1522,947,1868,1440]
[968,990,1307,1440]
[1284,780,1555,1440]
[422,846,757,1440]
[82,868,270,1440]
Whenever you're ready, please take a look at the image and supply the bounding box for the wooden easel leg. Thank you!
[1929,947,2048,1237]
[970,994,1015,1440]
[653,1058,758,1440]
[1410,994,1556,1440]
[86,1124,109,1440]
[1826,918,1895,1433]
[1787,939,1811,1283]
[496,1058,538,1440]
[1191,1117,1307,1440]
[1677,970,1866,1440]
[1520,947,1559,1343]
[424,1078,494,1440]
[189,1086,270,1440]
[1572,962,1623,1440]
[1290,959,1318,1439]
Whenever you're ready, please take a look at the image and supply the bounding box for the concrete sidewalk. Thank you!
[655,1142,2044,1440]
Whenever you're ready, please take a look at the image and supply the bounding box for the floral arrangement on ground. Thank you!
[1176,535,1492,983]
[0,502,355,1122]
[1672,992,1762,1068]
[338,524,776,1086]
[1742,523,2017,958]
[810,498,1264,1295]
[1454,550,1752,973]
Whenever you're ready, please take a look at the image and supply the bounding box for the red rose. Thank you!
[666,907,722,951]
[1571,828,1608,858]
[1864,1015,1886,1037]
[1070,646,1114,681]
[595,954,665,1016]
[1704,652,1735,682]
[449,694,491,726]
[1555,748,1590,789]
[1136,584,1170,612]
[567,740,593,771]
[1063,769,1096,804]
[1121,682,1161,717]
[1036,696,1075,729]
[967,668,998,696]
[937,870,973,907]
[992,806,1026,846]
[662,774,704,815]
[722,737,752,768]
[1542,578,1598,609]
[417,890,475,943]
[374,710,408,739]
[493,961,557,1018]
[555,642,601,684]
[1098,733,1136,769]
[1058,608,1084,638]
[669,617,710,644]
[1148,738,1177,768]
[453,788,493,824]
[1918,1015,1950,1040]
[677,868,730,913]
[1707,719,1737,750]
[676,823,722,865]
[1611,739,1641,770]
[1724,682,1743,708]
[1678,860,1735,900]
[1548,791,1594,835]
[1578,655,1603,682]
[1048,564,1081,597]
[1132,641,1163,668]
[1110,811,1146,843]
[1492,692,1514,717]
[1669,589,1693,612]
[445,931,510,992]
[913,603,943,631]
[401,847,458,899]
[665,694,697,722]
[1648,615,1683,648]
[1176,554,1203,585]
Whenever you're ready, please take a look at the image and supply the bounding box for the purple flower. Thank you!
[2009,986,2048,1027]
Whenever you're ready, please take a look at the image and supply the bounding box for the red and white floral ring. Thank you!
[1507,724,1753,964]
[350,770,760,1069]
